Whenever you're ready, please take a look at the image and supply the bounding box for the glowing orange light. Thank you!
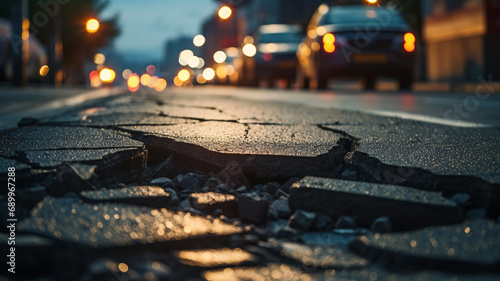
[86,19,99,33]
[404,32,416,52]
[218,6,232,20]
[99,68,115,83]
[324,44,336,53]
[39,65,49,77]
[178,69,190,82]
[140,74,151,86]
[323,33,335,45]
[404,33,415,43]
[155,78,167,91]
[127,74,140,92]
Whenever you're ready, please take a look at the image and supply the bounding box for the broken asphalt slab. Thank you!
[289,177,461,231]
[350,219,500,273]
[80,185,177,208]
[18,196,245,249]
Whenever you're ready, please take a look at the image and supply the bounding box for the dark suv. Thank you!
[297,4,416,90]
[238,24,302,87]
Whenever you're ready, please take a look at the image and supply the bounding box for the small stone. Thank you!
[237,192,268,224]
[341,169,357,180]
[17,117,39,127]
[150,177,175,189]
[205,177,223,189]
[289,209,316,231]
[189,192,238,217]
[164,188,180,205]
[371,216,392,233]
[270,198,292,219]
[281,177,299,193]
[217,183,235,193]
[466,208,487,219]
[217,163,251,188]
[174,173,202,191]
[51,163,98,195]
[268,207,279,220]
[312,213,335,231]
[264,182,281,195]
[236,186,249,193]
[450,193,471,205]
[335,216,357,229]
[80,186,176,208]
[254,184,266,192]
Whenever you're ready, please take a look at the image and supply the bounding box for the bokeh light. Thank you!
[94,53,105,65]
[86,19,99,33]
[242,44,257,57]
[213,51,227,63]
[173,76,183,87]
[196,74,207,84]
[178,69,191,82]
[146,65,157,75]
[99,68,115,83]
[188,56,201,68]
[122,69,132,79]
[193,34,206,47]
[39,65,49,77]
[216,66,227,79]
[140,74,151,86]
[218,6,232,20]
[203,68,215,81]
[155,78,167,91]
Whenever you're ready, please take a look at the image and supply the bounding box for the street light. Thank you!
[86,19,100,33]
[218,6,232,20]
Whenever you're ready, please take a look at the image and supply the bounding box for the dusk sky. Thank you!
[101,0,218,62]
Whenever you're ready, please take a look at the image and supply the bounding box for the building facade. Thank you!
[423,0,500,81]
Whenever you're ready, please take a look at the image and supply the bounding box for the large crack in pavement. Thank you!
[2,91,500,280]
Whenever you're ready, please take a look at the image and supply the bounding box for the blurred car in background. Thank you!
[237,24,302,88]
[296,4,416,90]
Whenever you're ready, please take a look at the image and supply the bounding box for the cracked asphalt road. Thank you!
[1,86,499,280]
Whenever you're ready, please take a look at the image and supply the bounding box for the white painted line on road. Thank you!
[0,87,125,129]
[361,109,492,128]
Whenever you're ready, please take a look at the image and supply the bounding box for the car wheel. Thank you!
[398,75,413,91]
[363,77,376,90]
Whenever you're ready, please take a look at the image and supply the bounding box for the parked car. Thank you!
[296,4,416,90]
[237,24,302,87]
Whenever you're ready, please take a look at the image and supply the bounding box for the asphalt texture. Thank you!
[1,86,499,280]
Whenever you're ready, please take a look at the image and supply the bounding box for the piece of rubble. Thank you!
[80,185,177,208]
[451,193,471,205]
[189,192,238,217]
[264,182,282,195]
[150,177,175,189]
[350,219,500,272]
[237,192,268,224]
[273,241,368,269]
[174,173,204,191]
[78,259,172,281]
[335,216,357,229]
[203,263,309,281]
[289,209,316,231]
[290,177,461,230]
[204,177,223,189]
[270,198,292,219]
[176,248,255,268]
[19,197,244,248]
[371,216,392,233]
[313,213,335,231]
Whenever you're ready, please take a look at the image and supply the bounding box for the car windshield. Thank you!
[258,33,302,44]
[323,6,407,25]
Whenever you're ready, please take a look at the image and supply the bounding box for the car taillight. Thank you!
[404,32,415,52]
[263,53,273,62]
[322,33,336,53]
